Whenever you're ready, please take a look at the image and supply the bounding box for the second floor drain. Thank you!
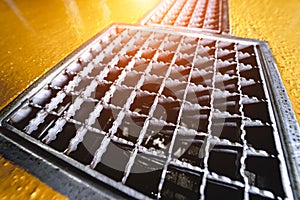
[140,0,230,34]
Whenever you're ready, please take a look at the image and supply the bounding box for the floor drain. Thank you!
[0,24,297,199]
[140,0,230,34]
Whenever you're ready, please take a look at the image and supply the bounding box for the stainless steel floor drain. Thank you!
[0,24,298,199]
[140,0,230,34]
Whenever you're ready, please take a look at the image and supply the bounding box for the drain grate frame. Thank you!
[140,0,230,34]
[0,24,299,199]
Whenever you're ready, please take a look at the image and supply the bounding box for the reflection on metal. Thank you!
[99,0,111,22]
[0,156,67,200]
[62,0,85,40]
[3,0,35,32]
[140,0,230,34]
[0,24,298,199]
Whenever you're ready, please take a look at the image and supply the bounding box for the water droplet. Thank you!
[30,190,38,199]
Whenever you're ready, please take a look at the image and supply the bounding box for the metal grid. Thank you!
[140,0,230,34]
[0,24,296,199]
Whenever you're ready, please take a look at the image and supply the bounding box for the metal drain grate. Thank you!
[0,24,298,199]
[140,0,230,34]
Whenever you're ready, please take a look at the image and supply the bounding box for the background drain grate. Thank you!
[0,24,297,199]
[140,0,230,34]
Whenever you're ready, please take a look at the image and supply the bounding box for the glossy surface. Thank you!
[0,0,160,111]
[229,0,300,123]
[0,156,67,200]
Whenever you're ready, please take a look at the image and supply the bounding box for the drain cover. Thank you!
[140,0,230,34]
[0,24,298,199]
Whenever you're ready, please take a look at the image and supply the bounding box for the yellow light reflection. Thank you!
[0,0,160,111]
[0,156,67,200]
[230,0,300,123]
[62,0,85,40]
[3,0,35,32]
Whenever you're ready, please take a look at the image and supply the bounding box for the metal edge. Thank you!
[253,43,295,200]
[0,129,132,200]
[140,23,222,34]
[221,0,230,34]
[0,123,149,200]
[256,41,300,200]
[120,23,260,43]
